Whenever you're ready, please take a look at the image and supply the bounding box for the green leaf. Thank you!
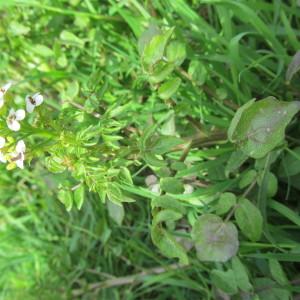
[158,77,182,100]
[74,185,85,210]
[151,207,187,264]
[269,200,300,227]
[57,54,68,67]
[231,257,252,292]
[8,21,30,36]
[239,169,257,189]
[107,183,123,204]
[32,44,54,57]
[60,30,85,47]
[142,27,174,67]
[160,177,184,194]
[66,81,80,100]
[144,152,166,167]
[152,195,186,214]
[58,190,73,211]
[234,198,263,242]
[228,99,256,142]
[286,51,300,82]
[191,214,239,262]
[152,209,183,227]
[216,192,236,215]
[225,149,249,175]
[254,278,290,300]
[228,97,300,158]
[188,60,208,85]
[269,259,288,286]
[210,269,238,295]
[118,167,133,185]
[166,41,186,66]
[45,156,66,173]
[138,24,161,55]
[151,226,188,265]
[107,200,125,226]
[257,172,278,197]
[279,147,300,177]
[149,135,183,155]
[149,62,175,84]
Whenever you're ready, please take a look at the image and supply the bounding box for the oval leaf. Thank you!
[211,269,238,295]
[228,97,300,158]
[158,77,182,100]
[234,198,263,242]
[191,214,239,262]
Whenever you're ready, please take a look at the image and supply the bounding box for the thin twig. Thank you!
[69,101,101,118]
[224,179,257,223]
[179,141,193,162]
[72,263,186,297]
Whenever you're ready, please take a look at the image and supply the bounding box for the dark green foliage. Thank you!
[1,0,300,299]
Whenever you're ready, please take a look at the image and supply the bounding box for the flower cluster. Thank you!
[0,82,44,169]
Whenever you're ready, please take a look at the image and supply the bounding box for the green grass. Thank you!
[1,0,300,299]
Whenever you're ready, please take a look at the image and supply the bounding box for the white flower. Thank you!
[0,152,6,163]
[0,137,6,163]
[7,108,26,131]
[0,136,5,149]
[26,93,43,113]
[11,140,26,169]
[0,82,12,108]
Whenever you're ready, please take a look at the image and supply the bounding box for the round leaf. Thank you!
[191,214,239,262]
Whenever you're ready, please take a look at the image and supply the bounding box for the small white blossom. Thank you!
[11,140,26,169]
[7,108,26,131]
[26,93,43,113]
[0,82,12,108]
[0,152,6,163]
[0,136,6,163]
[0,136,5,149]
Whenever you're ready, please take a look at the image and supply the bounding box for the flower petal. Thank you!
[16,109,26,121]
[0,96,4,108]
[15,158,24,169]
[16,140,26,153]
[1,82,12,94]
[0,151,6,163]
[33,93,43,106]
[8,108,15,117]
[8,120,20,131]
[0,137,5,149]
[26,98,35,113]
[15,109,25,121]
